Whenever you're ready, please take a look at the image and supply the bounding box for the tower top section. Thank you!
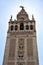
[17,6,29,21]
[9,6,35,23]
[8,6,36,33]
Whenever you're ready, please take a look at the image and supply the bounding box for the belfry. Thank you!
[3,6,39,65]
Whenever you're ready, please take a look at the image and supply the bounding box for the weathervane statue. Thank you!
[20,6,24,9]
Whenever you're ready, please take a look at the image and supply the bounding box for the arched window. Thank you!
[15,25,18,30]
[20,23,24,30]
[26,25,29,30]
[11,25,14,30]
[30,25,33,30]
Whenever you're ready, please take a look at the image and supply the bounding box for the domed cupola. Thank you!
[17,6,29,21]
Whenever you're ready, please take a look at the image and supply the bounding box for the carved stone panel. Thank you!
[17,38,25,60]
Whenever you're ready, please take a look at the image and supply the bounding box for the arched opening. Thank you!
[11,25,14,30]
[15,25,18,30]
[30,25,33,30]
[20,23,24,30]
[26,25,29,30]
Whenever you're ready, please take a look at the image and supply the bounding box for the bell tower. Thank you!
[3,6,39,65]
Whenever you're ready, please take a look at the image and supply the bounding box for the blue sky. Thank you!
[0,0,43,65]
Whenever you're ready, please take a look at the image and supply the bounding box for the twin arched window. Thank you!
[26,25,33,30]
[10,25,18,30]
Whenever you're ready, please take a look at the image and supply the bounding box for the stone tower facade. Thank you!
[3,7,39,65]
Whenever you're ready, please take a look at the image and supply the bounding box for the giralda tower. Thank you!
[3,6,39,65]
